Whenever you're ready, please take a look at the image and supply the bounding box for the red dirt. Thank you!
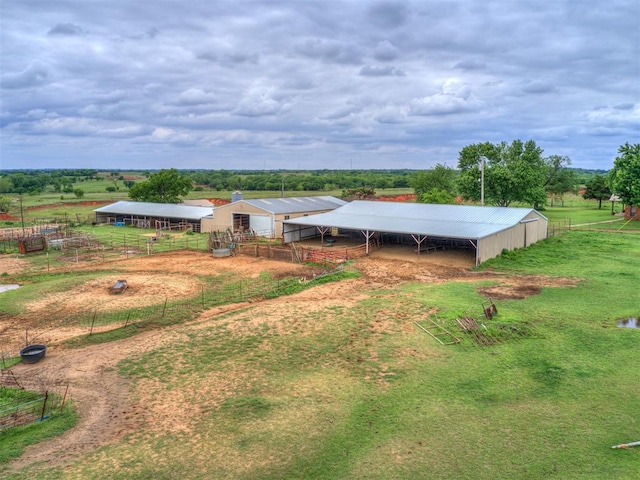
[26,201,111,211]
[0,213,19,220]
[376,194,416,202]
[207,198,232,206]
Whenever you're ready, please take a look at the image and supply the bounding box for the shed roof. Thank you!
[230,196,347,214]
[94,201,213,220]
[283,201,546,240]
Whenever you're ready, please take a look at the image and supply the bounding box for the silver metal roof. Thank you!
[283,201,547,240]
[237,196,347,214]
[94,201,213,220]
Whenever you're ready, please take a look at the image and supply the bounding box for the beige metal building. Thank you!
[201,196,347,238]
[282,201,548,265]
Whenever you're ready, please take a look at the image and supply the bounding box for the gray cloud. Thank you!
[359,65,406,77]
[1,61,50,89]
[373,40,400,61]
[367,1,411,28]
[1,0,638,170]
[48,23,85,36]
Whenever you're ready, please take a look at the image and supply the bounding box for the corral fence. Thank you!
[547,218,640,237]
[0,371,69,432]
[547,219,571,237]
[235,240,369,265]
[1,228,211,272]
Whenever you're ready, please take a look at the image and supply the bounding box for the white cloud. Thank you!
[177,88,216,105]
[410,79,482,116]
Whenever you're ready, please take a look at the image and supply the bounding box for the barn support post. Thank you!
[316,226,330,245]
[360,230,376,255]
[410,234,428,255]
[468,239,478,267]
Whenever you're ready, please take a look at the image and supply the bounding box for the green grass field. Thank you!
[2,228,639,479]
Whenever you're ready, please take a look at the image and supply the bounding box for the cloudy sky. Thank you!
[1,0,638,171]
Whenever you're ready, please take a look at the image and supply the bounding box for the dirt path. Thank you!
[7,329,169,471]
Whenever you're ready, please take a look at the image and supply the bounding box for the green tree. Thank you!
[543,155,576,207]
[420,188,456,204]
[411,164,457,202]
[128,168,193,203]
[0,196,12,213]
[123,180,135,189]
[610,143,640,207]
[73,188,85,199]
[583,174,611,209]
[457,140,546,207]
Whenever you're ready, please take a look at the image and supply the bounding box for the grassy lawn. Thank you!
[0,392,77,464]
[2,229,637,479]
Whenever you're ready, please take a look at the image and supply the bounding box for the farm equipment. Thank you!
[109,279,128,294]
[482,298,498,319]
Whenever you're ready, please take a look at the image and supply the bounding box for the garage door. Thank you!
[250,215,274,237]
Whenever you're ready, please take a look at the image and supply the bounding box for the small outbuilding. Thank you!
[282,201,548,266]
[94,201,213,232]
[201,195,347,238]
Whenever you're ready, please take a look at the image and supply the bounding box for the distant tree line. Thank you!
[2,146,637,211]
[0,169,98,194]
[185,170,413,192]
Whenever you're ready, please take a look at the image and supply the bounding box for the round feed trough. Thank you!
[212,248,232,258]
[20,344,47,364]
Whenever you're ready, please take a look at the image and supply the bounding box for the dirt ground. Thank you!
[1,248,576,471]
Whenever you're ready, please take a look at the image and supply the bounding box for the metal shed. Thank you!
[94,201,213,232]
[282,201,548,265]
[202,195,347,238]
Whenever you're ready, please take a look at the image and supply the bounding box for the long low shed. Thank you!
[282,201,548,265]
[94,201,213,232]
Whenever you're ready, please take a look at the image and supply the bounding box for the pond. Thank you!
[0,284,20,293]
[617,317,639,329]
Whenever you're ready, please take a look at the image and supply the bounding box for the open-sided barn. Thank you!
[282,201,548,265]
[94,201,213,232]
[201,196,347,238]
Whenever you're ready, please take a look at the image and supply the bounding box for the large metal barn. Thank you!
[282,201,548,266]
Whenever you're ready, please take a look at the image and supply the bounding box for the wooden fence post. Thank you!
[40,391,49,421]
[89,310,97,335]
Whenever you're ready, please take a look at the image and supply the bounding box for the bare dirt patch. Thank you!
[25,274,203,314]
[0,255,28,275]
[476,275,578,300]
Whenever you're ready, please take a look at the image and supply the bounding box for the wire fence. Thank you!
[2,266,350,360]
[0,371,69,432]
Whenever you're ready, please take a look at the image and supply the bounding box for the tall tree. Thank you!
[582,174,611,209]
[457,140,546,207]
[128,168,193,203]
[610,143,640,207]
[411,164,457,203]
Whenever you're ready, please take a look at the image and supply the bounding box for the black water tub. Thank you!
[20,344,47,364]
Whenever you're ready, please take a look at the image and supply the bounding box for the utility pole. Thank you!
[19,194,25,235]
[479,156,486,206]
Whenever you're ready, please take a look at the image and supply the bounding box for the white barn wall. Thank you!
[477,212,547,264]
